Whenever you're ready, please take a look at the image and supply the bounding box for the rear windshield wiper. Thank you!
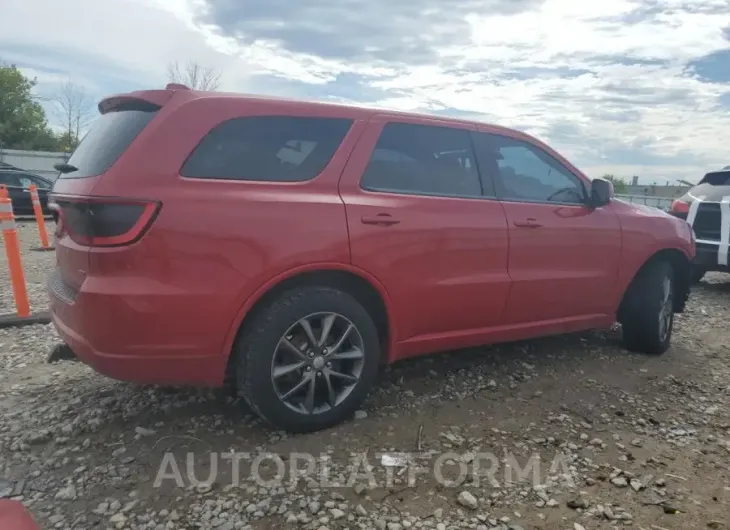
[54,162,79,174]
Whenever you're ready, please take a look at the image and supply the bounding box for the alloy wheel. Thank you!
[658,275,673,343]
[271,312,365,415]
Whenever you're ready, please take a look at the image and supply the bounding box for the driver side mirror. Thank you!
[590,178,613,208]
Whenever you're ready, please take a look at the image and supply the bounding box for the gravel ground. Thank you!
[1,222,729,530]
[0,219,55,315]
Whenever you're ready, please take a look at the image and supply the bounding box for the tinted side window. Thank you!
[181,116,353,182]
[473,133,585,204]
[15,174,45,188]
[361,122,482,197]
[0,172,22,187]
[35,177,52,188]
[18,175,33,188]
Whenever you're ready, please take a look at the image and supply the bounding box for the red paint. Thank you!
[48,89,695,386]
[0,500,39,530]
[670,198,690,215]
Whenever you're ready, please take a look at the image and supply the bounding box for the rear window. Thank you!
[180,116,353,182]
[60,104,159,179]
[698,170,730,186]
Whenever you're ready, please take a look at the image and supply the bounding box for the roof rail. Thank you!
[165,83,190,90]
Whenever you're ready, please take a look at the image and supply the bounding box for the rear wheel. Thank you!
[234,286,380,433]
[621,260,675,355]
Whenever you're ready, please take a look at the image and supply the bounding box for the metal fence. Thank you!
[614,194,673,211]
[0,149,68,181]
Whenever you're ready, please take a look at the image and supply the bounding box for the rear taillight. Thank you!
[52,196,160,247]
[48,200,60,224]
[670,199,690,219]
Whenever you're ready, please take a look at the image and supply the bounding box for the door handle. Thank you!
[361,214,400,226]
[513,218,542,228]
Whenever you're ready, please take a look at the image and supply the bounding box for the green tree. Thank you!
[0,62,58,150]
[55,130,81,152]
[602,174,628,194]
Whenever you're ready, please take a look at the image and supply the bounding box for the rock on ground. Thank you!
[1,222,729,530]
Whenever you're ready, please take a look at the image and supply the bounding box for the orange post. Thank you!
[28,184,50,249]
[0,187,31,318]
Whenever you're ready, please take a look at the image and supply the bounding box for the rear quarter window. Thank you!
[180,116,353,182]
[698,170,730,187]
[60,105,159,179]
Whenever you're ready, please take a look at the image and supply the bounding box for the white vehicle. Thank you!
[669,166,730,283]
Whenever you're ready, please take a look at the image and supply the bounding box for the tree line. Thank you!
[602,175,629,193]
[0,60,221,154]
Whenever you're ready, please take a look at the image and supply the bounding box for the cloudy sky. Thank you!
[2,0,729,184]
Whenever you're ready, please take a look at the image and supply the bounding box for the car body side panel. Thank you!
[609,199,694,311]
[499,201,622,322]
[219,261,397,366]
[48,88,697,390]
[51,95,367,386]
[469,125,624,327]
[338,115,513,361]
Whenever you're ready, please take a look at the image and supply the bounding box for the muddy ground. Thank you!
[1,222,728,530]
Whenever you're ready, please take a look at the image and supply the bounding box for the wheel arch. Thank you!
[616,247,691,324]
[222,264,396,383]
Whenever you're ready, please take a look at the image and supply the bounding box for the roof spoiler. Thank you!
[97,84,195,114]
[98,89,178,114]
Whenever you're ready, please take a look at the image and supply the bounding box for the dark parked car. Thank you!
[669,166,730,283]
[0,169,52,216]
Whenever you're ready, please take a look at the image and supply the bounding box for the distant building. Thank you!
[624,184,690,198]
[0,149,68,181]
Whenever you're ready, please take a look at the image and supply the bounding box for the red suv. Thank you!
[49,85,694,432]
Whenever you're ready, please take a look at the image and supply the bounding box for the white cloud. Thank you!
[1,0,730,183]
[360,0,730,181]
[1,0,245,88]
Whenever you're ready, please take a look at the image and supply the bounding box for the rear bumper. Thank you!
[48,269,228,387]
[693,240,730,272]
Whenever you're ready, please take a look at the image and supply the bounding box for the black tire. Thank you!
[690,267,706,285]
[234,286,381,433]
[621,260,675,355]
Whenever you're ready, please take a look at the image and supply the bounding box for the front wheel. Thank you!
[234,286,381,433]
[621,260,675,355]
